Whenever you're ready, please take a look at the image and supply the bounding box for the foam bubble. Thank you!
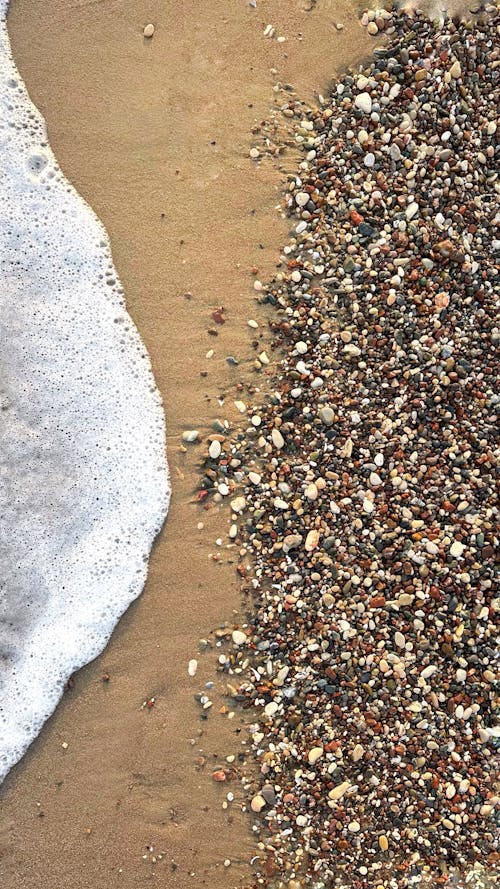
[0,2,169,782]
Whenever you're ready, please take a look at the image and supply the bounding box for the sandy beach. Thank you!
[1,2,370,887]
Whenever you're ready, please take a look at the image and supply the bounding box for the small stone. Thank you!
[354,92,372,115]
[450,60,462,78]
[305,529,320,551]
[283,533,303,552]
[348,820,361,833]
[379,835,389,852]
[450,540,465,558]
[367,22,378,35]
[308,746,323,764]
[352,744,364,762]
[188,659,198,677]
[182,430,199,443]
[232,630,247,646]
[343,343,361,358]
[143,23,155,38]
[271,428,285,449]
[264,701,278,717]
[295,191,310,207]
[318,406,335,425]
[328,781,350,801]
[261,784,276,806]
[209,440,221,459]
[251,794,266,813]
[421,665,438,680]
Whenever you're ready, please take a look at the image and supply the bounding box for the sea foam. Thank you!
[0,2,169,783]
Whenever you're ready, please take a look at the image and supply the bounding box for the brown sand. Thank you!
[1,2,369,887]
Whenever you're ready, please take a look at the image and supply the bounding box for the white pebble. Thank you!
[271,428,285,449]
[209,440,221,460]
[354,92,372,115]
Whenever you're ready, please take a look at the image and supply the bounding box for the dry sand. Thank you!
[1,2,369,887]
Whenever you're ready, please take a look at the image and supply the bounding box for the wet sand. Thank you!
[1,2,369,887]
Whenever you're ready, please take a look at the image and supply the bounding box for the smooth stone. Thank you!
[295,191,310,207]
[328,781,350,801]
[182,430,199,443]
[143,23,155,38]
[352,744,364,762]
[421,665,438,680]
[318,406,335,425]
[232,630,247,646]
[308,746,324,764]
[354,92,372,115]
[230,496,246,513]
[209,440,221,459]
[271,428,285,449]
[450,540,465,557]
[264,701,278,717]
[251,794,266,813]
[261,784,276,806]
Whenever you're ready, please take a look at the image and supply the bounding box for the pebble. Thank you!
[379,835,389,852]
[143,23,155,38]
[318,406,334,425]
[354,92,372,114]
[308,746,323,764]
[182,430,199,443]
[295,191,310,207]
[352,744,364,762]
[450,540,465,558]
[251,794,266,813]
[328,781,350,801]
[271,428,285,449]
[209,440,221,460]
[231,630,247,646]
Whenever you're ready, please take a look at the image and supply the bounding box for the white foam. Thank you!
[0,2,169,783]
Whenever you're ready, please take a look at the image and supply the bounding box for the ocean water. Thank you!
[0,2,169,783]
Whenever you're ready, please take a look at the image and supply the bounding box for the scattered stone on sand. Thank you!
[143,23,155,38]
[199,5,499,887]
